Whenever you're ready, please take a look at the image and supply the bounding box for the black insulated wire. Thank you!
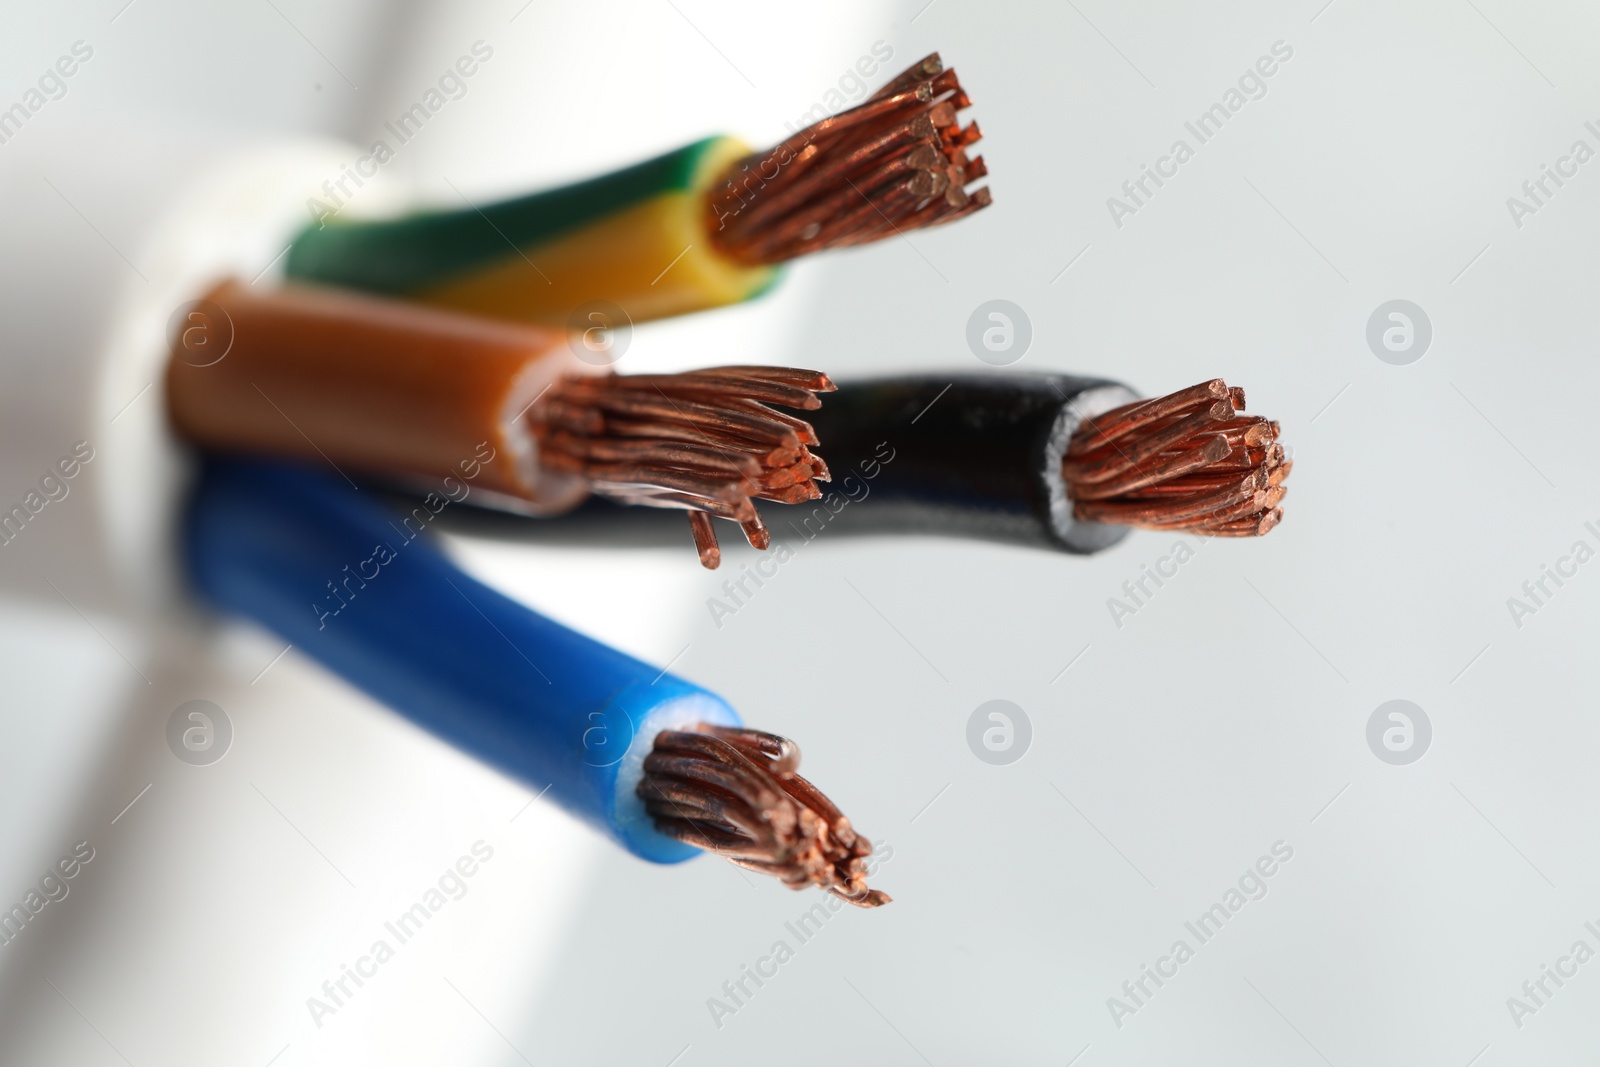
[802,374,1138,554]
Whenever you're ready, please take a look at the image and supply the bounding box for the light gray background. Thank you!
[3,0,1599,1064]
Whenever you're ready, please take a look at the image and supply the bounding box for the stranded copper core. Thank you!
[532,366,835,568]
[1063,379,1289,536]
[640,724,890,908]
[708,52,990,266]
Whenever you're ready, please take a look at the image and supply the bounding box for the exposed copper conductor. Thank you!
[707,53,990,265]
[531,366,836,568]
[1063,380,1290,536]
[640,724,890,907]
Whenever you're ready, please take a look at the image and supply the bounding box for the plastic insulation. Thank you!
[283,136,780,327]
[166,279,597,515]
[183,454,739,863]
[802,374,1139,554]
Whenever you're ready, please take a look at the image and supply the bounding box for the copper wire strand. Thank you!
[531,367,835,568]
[1063,379,1290,536]
[707,53,990,265]
[640,724,890,907]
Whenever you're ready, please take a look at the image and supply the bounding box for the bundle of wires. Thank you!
[169,276,893,902]
[283,53,988,328]
[186,455,888,905]
[169,288,1291,565]
[162,47,1293,914]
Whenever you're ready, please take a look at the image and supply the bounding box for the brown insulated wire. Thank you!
[166,282,835,566]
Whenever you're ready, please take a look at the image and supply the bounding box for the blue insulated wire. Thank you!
[183,454,738,863]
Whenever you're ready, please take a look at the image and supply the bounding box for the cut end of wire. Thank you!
[530,366,836,568]
[707,52,990,265]
[1062,379,1290,536]
[639,724,891,908]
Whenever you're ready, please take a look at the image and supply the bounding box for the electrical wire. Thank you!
[283,53,987,328]
[800,374,1288,551]
[185,453,887,903]
[166,280,833,567]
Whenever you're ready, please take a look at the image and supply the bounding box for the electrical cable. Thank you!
[802,374,1289,551]
[282,53,987,328]
[166,280,833,568]
[184,454,887,905]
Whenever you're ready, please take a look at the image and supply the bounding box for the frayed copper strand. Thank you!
[707,53,990,265]
[640,724,890,907]
[1064,380,1290,536]
[532,367,834,568]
